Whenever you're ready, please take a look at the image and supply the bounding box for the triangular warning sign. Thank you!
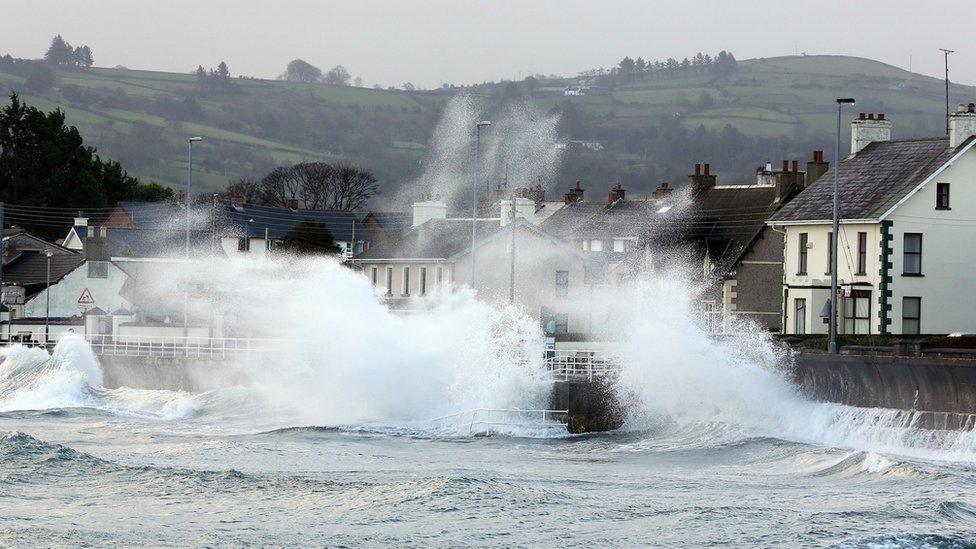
[77,288,95,305]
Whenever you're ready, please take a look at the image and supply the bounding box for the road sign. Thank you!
[77,288,95,305]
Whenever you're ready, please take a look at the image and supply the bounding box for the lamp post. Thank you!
[245,218,254,253]
[830,98,856,354]
[184,136,203,346]
[470,120,491,290]
[44,248,52,346]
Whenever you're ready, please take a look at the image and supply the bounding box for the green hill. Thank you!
[2,55,972,198]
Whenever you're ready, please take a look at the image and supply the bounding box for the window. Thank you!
[613,239,625,253]
[844,291,871,334]
[402,266,410,295]
[87,261,108,279]
[371,267,378,286]
[903,233,922,275]
[420,267,427,296]
[385,267,393,295]
[237,237,249,252]
[555,270,569,298]
[794,298,806,334]
[936,183,950,210]
[797,233,808,275]
[826,232,832,274]
[856,232,867,275]
[554,313,569,334]
[590,239,603,252]
[436,266,443,287]
[902,297,921,335]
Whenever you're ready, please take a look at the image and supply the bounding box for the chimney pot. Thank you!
[969,103,975,113]
[703,163,710,176]
[859,113,866,120]
[878,113,885,120]
[694,163,702,176]
[792,160,799,172]
[782,160,789,172]
[575,180,581,190]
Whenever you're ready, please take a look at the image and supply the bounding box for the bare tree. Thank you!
[329,163,378,210]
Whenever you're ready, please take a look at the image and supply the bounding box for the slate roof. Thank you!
[221,205,362,242]
[362,212,411,238]
[538,201,607,239]
[112,201,183,227]
[770,137,965,223]
[355,219,501,260]
[1,251,85,297]
[74,226,212,258]
[681,184,782,269]
[576,200,668,239]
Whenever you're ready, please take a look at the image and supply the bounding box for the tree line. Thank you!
[581,50,738,85]
[225,162,379,211]
[280,59,353,86]
[44,35,93,69]
[0,93,173,237]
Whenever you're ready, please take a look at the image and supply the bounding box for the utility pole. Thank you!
[831,98,856,354]
[509,196,517,303]
[470,121,491,290]
[44,249,52,346]
[209,194,217,340]
[184,136,202,352]
[940,49,954,136]
[349,219,356,260]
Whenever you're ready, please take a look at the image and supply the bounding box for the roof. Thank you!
[361,211,411,237]
[74,226,213,258]
[355,218,501,260]
[1,251,85,293]
[538,201,606,239]
[221,205,362,242]
[110,201,183,228]
[682,183,782,269]
[575,200,668,239]
[770,137,963,223]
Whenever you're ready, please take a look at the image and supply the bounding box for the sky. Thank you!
[3,0,974,88]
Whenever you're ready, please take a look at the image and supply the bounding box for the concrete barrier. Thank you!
[793,353,976,415]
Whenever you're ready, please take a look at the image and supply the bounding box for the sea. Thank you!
[2,336,976,548]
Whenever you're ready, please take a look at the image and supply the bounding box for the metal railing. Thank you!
[426,408,569,435]
[81,333,305,359]
[545,350,620,381]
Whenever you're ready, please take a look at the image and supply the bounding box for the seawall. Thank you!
[792,352,976,429]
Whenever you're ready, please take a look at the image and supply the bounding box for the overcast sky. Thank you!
[3,0,973,88]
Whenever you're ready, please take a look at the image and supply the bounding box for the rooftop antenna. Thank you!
[939,48,954,136]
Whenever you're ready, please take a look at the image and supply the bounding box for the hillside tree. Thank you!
[324,65,350,86]
[282,58,322,82]
[44,35,74,66]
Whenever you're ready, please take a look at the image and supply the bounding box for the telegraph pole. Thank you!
[831,98,856,354]
[0,202,4,335]
[509,196,516,303]
[940,49,954,136]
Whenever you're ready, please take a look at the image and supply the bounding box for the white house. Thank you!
[769,104,976,335]
[219,202,367,260]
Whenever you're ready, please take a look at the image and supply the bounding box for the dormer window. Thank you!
[936,183,950,210]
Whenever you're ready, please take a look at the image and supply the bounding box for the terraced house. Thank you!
[769,104,976,335]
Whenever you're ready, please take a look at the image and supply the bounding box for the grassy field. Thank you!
[3,54,973,194]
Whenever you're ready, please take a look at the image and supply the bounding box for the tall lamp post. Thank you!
[470,120,491,290]
[44,249,53,346]
[184,137,203,346]
[830,98,856,354]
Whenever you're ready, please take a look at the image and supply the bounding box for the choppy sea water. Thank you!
[3,338,976,547]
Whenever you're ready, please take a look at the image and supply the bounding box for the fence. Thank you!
[545,350,620,381]
[426,408,569,435]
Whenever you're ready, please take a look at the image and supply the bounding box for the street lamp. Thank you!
[44,248,52,346]
[245,218,254,253]
[830,98,856,354]
[470,120,491,290]
[184,136,203,345]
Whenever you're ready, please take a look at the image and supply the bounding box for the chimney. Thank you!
[529,183,545,204]
[500,197,536,227]
[689,163,717,194]
[230,189,243,206]
[73,215,88,227]
[491,183,505,203]
[411,199,448,227]
[652,182,673,199]
[850,112,891,155]
[775,159,805,203]
[949,103,976,148]
[607,184,626,204]
[806,150,829,187]
[287,197,299,211]
[564,180,585,204]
